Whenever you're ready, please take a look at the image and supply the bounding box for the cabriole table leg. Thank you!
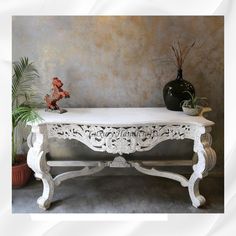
[188,128,217,208]
[27,125,54,210]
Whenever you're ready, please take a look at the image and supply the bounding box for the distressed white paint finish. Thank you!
[47,160,101,167]
[47,160,193,167]
[30,108,214,126]
[109,156,131,168]
[188,127,217,207]
[27,125,54,210]
[54,164,106,187]
[132,162,189,187]
[27,108,216,210]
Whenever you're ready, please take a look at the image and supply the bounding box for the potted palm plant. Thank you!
[12,57,41,188]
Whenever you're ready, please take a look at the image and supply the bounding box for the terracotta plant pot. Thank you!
[12,155,32,188]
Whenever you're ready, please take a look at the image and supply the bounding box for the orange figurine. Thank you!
[45,77,70,113]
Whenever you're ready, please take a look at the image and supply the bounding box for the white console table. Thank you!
[27,108,216,210]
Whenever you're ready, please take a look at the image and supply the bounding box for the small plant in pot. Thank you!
[12,57,41,188]
[181,91,208,116]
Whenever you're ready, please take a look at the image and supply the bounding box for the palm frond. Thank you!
[12,57,42,164]
[12,57,39,106]
[12,105,42,127]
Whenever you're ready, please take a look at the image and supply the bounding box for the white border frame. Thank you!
[0,0,234,235]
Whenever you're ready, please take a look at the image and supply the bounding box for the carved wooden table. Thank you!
[27,108,216,210]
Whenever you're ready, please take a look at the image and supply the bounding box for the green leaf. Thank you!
[182,90,208,108]
[13,106,42,127]
[12,57,39,107]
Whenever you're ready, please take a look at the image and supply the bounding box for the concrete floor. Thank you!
[12,174,224,213]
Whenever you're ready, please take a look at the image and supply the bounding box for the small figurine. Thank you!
[45,77,70,114]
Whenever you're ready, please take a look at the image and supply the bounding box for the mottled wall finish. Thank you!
[12,16,224,174]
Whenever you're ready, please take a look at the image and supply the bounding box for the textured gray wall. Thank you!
[12,16,224,175]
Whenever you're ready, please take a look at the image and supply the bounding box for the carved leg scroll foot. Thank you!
[188,173,206,208]
[188,128,216,208]
[27,125,54,210]
[37,174,54,210]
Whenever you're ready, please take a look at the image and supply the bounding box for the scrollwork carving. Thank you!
[188,129,217,208]
[47,123,202,155]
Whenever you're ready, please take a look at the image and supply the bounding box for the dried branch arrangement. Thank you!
[171,41,195,70]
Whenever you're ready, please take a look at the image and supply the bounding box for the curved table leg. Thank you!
[188,128,217,208]
[27,125,54,210]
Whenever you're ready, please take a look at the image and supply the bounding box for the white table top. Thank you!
[30,108,214,127]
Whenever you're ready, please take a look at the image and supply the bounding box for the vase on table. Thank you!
[163,69,195,111]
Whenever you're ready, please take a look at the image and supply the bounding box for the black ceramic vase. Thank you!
[163,69,195,111]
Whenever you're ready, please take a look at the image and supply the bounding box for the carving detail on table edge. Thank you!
[47,123,202,155]
[109,156,131,167]
[188,126,217,208]
[27,125,54,210]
